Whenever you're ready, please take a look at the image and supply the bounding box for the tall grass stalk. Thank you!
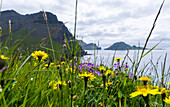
[43,10,56,61]
[161,53,167,85]
[70,0,78,106]
[133,0,165,79]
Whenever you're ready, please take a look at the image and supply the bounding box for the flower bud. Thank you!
[9,20,11,34]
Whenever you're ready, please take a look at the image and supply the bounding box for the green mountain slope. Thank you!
[0,10,79,54]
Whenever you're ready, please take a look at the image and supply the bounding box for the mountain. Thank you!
[104,42,144,50]
[0,10,84,56]
[79,40,101,50]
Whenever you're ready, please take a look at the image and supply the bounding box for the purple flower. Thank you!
[91,64,95,68]
[79,68,82,71]
[88,68,94,73]
[95,70,101,76]
[114,63,120,68]
[129,73,134,78]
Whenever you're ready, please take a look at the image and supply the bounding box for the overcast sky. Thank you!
[1,0,170,49]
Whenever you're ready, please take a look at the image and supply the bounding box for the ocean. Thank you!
[82,49,170,82]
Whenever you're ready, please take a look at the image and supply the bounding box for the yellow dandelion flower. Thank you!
[56,81,67,86]
[56,65,60,69]
[138,77,151,81]
[0,54,8,60]
[115,57,122,62]
[166,82,170,85]
[49,80,57,90]
[161,88,169,94]
[78,72,96,80]
[44,63,55,68]
[105,70,114,76]
[44,64,48,67]
[50,63,54,66]
[153,85,161,89]
[34,63,38,66]
[130,88,160,98]
[69,68,75,73]
[65,68,69,71]
[85,61,88,64]
[105,80,112,87]
[61,61,65,65]
[42,67,46,70]
[98,66,106,71]
[31,50,48,62]
[164,96,170,104]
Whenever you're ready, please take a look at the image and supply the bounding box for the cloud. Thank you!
[1,0,170,49]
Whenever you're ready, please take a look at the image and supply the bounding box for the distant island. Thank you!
[104,42,145,50]
[79,40,101,50]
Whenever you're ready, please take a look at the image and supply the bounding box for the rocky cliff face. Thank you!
[0,10,71,44]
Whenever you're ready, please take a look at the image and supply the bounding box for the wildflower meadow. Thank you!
[0,0,170,107]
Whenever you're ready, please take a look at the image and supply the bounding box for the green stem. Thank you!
[119,98,121,107]
[124,92,126,107]
[71,0,78,107]
[45,17,56,61]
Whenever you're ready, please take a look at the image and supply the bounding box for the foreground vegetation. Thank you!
[0,48,169,106]
[0,0,170,106]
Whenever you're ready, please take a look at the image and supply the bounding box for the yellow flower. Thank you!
[85,61,88,64]
[105,70,114,76]
[78,72,96,80]
[153,85,160,89]
[34,63,38,66]
[164,96,170,104]
[130,88,160,98]
[105,80,112,87]
[65,68,69,71]
[98,66,106,71]
[61,61,65,65]
[0,54,8,60]
[161,88,169,94]
[69,68,75,73]
[115,57,122,62]
[31,50,48,62]
[166,82,170,85]
[56,81,67,86]
[49,81,57,90]
[138,77,151,81]
[135,85,162,95]
[56,65,60,69]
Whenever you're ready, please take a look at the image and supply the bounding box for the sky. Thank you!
[1,0,170,49]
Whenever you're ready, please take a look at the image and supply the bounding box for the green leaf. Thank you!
[118,90,122,98]
[22,83,30,106]
[142,40,161,58]
[64,34,72,54]
[13,54,31,79]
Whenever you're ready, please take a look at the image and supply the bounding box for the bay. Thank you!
[82,49,170,82]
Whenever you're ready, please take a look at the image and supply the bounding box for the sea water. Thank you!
[82,49,170,83]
